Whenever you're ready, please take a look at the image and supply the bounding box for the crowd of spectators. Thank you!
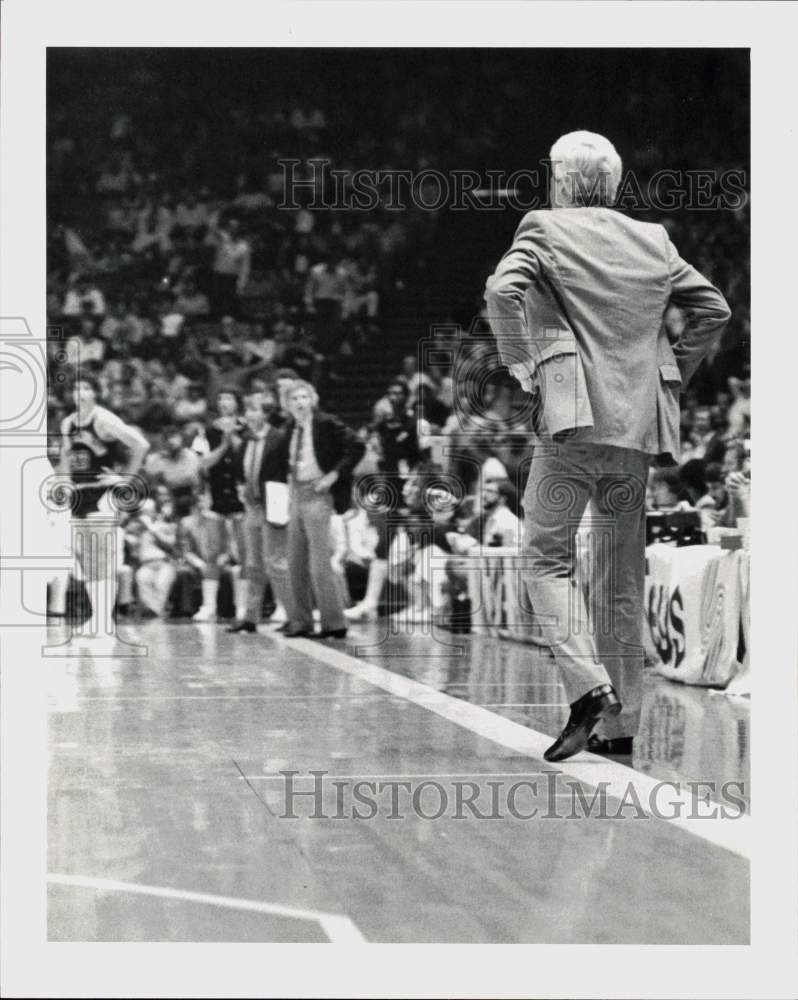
[47,50,750,627]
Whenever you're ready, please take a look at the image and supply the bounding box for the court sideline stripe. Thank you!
[46,873,366,943]
[283,637,750,860]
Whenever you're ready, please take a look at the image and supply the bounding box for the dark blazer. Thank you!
[276,410,365,513]
[485,207,731,464]
[236,424,288,502]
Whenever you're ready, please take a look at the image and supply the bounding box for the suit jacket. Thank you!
[276,410,365,513]
[484,207,731,464]
[237,424,288,503]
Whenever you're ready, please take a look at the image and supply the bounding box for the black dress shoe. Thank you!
[227,620,257,633]
[283,626,312,638]
[544,684,622,763]
[587,735,634,757]
[316,628,348,640]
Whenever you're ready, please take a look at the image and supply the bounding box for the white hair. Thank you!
[286,379,319,408]
[549,130,622,207]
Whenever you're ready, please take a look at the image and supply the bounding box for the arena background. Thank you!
[44,46,752,947]
[47,48,749,431]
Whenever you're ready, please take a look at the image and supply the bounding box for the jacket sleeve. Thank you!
[666,236,731,386]
[484,213,545,369]
[261,427,290,485]
[327,415,365,478]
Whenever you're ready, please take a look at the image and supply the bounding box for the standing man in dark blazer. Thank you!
[279,381,365,638]
[485,130,731,762]
[228,392,290,633]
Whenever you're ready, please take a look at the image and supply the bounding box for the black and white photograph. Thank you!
[1,2,796,998]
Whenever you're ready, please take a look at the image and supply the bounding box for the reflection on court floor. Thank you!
[47,621,749,943]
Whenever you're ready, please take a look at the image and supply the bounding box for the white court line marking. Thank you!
[239,772,552,781]
[480,703,568,708]
[47,873,365,944]
[282,637,750,859]
[63,693,395,703]
[443,682,563,687]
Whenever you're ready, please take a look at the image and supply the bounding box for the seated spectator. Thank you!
[132,200,171,255]
[398,353,436,405]
[157,295,186,342]
[304,251,349,354]
[371,380,420,475]
[63,315,106,368]
[62,275,106,316]
[105,378,128,413]
[720,440,751,525]
[443,377,530,493]
[120,361,149,422]
[173,277,211,317]
[144,423,204,513]
[684,407,717,462]
[342,503,384,620]
[724,468,751,524]
[443,498,481,555]
[169,492,208,614]
[173,381,209,423]
[387,466,459,622]
[207,216,251,318]
[727,376,751,437]
[175,191,211,231]
[330,513,352,614]
[678,458,708,507]
[342,254,379,319]
[479,479,521,549]
[130,493,178,618]
[722,439,748,478]
[648,467,695,511]
[98,300,127,341]
[696,462,732,530]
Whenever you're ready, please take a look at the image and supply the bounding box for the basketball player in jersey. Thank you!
[58,374,150,632]
[193,387,248,621]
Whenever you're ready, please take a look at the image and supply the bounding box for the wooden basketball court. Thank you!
[47,620,749,943]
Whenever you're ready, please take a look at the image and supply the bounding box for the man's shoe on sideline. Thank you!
[315,627,347,640]
[283,626,312,638]
[543,684,622,763]
[227,620,257,634]
[587,735,634,758]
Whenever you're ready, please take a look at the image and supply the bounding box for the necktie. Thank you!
[291,423,304,475]
[247,440,258,498]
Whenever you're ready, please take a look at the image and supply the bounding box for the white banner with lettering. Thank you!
[462,542,749,690]
[644,543,745,688]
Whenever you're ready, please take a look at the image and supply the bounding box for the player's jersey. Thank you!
[61,406,125,517]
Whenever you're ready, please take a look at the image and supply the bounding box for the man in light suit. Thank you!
[278,381,365,639]
[485,131,731,761]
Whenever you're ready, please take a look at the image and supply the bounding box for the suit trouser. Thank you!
[286,481,346,632]
[242,502,289,623]
[522,439,650,739]
[202,511,245,580]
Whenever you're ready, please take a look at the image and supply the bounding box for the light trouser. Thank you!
[241,502,289,623]
[194,511,247,618]
[203,511,246,579]
[136,559,177,616]
[286,481,346,633]
[522,439,650,740]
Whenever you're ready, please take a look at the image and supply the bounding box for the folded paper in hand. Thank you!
[265,481,290,526]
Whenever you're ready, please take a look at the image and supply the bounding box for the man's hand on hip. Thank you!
[509,361,536,393]
[314,470,339,493]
